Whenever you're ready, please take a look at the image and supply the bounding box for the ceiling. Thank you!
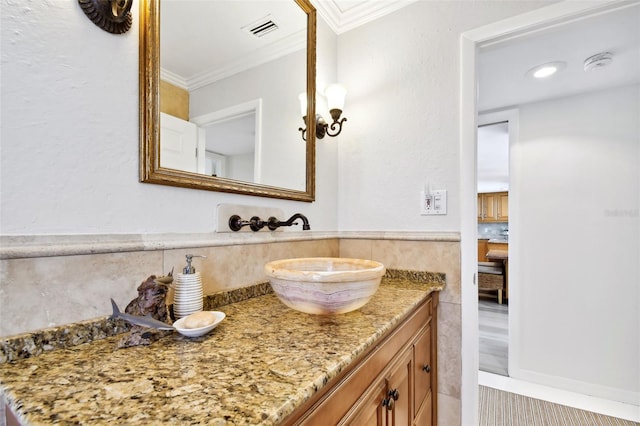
[476,2,640,192]
[477,2,640,112]
[161,1,307,90]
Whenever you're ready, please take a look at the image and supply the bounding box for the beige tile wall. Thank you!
[0,240,339,337]
[340,239,462,426]
[0,251,163,337]
[163,239,339,295]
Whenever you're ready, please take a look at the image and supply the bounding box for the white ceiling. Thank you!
[477,2,640,192]
[477,2,640,112]
[160,1,306,90]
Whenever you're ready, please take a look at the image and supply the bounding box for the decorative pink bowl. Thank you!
[264,257,386,315]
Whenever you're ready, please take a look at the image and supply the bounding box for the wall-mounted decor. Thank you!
[78,0,133,34]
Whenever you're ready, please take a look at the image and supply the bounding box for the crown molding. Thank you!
[161,30,306,92]
[313,0,418,34]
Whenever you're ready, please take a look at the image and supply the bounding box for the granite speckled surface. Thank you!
[0,272,444,425]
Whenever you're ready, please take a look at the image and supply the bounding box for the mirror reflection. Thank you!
[140,0,316,201]
[160,0,307,190]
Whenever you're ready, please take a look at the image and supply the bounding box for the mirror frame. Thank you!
[139,0,316,202]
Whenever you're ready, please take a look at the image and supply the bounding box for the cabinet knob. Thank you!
[382,397,394,410]
[382,389,400,410]
[422,364,431,373]
[388,389,400,400]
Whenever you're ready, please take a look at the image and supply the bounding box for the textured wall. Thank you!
[0,1,339,235]
[334,1,554,232]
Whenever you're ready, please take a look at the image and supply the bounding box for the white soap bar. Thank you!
[182,311,214,329]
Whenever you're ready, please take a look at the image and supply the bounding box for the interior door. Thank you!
[160,112,198,173]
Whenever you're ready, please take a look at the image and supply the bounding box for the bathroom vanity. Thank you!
[283,292,437,425]
[0,272,443,425]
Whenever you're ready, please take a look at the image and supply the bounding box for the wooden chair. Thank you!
[478,261,505,304]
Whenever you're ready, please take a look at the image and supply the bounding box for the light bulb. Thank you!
[325,84,346,111]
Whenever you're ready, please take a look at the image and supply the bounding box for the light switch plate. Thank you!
[420,189,447,215]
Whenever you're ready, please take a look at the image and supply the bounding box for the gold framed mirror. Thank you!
[139,0,316,202]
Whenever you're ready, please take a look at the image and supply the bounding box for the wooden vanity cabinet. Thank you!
[283,294,437,426]
[413,325,433,425]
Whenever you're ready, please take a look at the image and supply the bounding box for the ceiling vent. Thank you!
[243,15,279,38]
[584,52,613,71]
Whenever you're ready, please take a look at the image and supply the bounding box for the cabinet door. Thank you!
[160,112,199,173]
[385,348,413,426]
[497,192,509,221]
[477,239,488,262]
[414,391,432,426]
[484,193,498,220]
[477,194,484,221]
[343,379,387,426]
[413,326,431,418]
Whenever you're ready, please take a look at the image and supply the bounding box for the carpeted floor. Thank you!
[479,386,639,426]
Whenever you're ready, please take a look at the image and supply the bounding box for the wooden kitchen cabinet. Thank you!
[478,239,489,262]
[284,294,438,426]
[478,192,509,222]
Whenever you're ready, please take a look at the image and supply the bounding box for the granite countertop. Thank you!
[0,271,444,425]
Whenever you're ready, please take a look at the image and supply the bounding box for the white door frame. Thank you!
[191,99,263,182]
[459,1,630,424]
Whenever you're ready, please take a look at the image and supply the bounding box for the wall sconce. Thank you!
[78,0,133,34]
[299,84,348,141]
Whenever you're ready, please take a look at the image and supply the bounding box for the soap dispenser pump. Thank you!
[183,254,202,274]
[173,254,206,319]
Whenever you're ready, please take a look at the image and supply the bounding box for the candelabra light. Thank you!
[299,84,347,141]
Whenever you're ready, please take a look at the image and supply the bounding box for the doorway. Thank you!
[460,2,640,424]
[477,117,512,377]
[191,98,263,182]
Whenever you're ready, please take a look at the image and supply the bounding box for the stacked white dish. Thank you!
[173,272,204,319]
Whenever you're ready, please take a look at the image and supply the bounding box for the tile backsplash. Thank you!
[477,222,508,239]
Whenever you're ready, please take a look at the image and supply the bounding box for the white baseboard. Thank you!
[479,371,640,423]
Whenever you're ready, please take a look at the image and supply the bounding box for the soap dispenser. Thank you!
[173,254,205,319]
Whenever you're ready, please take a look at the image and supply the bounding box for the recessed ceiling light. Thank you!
[526,61,567,79]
